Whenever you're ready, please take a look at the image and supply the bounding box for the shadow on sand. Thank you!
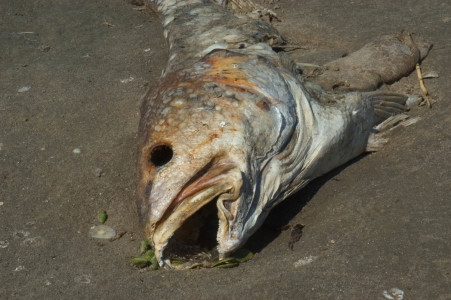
[244,154,367,253]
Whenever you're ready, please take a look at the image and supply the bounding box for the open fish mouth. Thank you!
[149,161,241,268]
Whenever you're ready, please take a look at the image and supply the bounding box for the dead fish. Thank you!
[136,0,427,268]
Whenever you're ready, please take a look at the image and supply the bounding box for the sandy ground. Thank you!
[0,0,450,299]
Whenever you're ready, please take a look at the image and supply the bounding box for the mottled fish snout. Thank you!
[138,153,245,266]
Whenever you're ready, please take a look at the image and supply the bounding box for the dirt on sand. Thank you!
[0,0,450,299]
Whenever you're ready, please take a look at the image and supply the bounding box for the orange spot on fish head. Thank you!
[203,52,255,88]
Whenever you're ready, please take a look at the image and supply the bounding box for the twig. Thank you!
[296,62,321,68]
[102,19,115,27]
[273,44,309,52]
[415,63,432,108]
[109,231,127,241]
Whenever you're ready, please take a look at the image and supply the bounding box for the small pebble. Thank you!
[293,255,318,268]
[74,274,91,284]
[382,288,404,300]
[21,236,43,247]
[39,45,51,52]
[13,230,30,239]
[0,240,9,248]
[25,221,36,227]
[73,148,81,154]
[88,225,116,239]
[120,76,135,83]
[14,266,25,272]
[144,48,151,52]
[422,71,439,79]
[94,168,103,177]
[406,95,422,108]
[18,86,31,93]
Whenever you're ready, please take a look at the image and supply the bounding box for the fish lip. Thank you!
[148,160,239,266]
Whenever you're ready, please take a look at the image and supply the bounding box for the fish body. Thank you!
[137,0,408,267]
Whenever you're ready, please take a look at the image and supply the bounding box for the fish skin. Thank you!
[137,0,411,267]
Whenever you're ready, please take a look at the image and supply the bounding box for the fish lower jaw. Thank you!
[216,211,239,258]
[149,171,242,268]
[216,231,242,259]
[150,195,225,268]
[151,216,240,268]
[217,244,236,260]
[154,240,169,267]
[151,199,244,268]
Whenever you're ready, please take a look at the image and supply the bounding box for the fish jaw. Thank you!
[143,160,243,266]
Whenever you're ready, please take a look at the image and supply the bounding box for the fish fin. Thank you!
[366,133,390,152]
[366,114,408,152]
[278,52,304,82]
[365,92,408,152]
[366,92,408,123]
[367,113,421,152]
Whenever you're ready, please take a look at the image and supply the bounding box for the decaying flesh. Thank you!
[304,30,431,91]
[136,0,430,268]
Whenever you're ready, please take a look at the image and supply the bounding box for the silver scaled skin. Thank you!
[136,0,408,267]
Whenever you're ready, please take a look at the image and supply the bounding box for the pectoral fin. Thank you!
[365,92,410,152]
[366,92,408,122]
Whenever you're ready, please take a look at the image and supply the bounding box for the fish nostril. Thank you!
[149,144,173,167]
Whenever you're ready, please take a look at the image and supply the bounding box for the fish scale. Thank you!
[149,0,284,74]
[136,0,427,268]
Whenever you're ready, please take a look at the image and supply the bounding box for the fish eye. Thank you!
[149,144,173,167]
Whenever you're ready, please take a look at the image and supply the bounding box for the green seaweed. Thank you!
[140,240,150,255]
[132,240,253,270]
[169,257,188,266]
[97,211,107,224]
[212,249,253,268]
[149,255,159,270]
[232,248,254,263]
[131,243,159,269]
[131,257,149,268]
[144,249,155,261]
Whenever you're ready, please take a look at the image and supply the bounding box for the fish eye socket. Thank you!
[149,144,173,167]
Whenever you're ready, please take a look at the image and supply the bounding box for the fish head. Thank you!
[137,50,297,266]
[137,84,246,264]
